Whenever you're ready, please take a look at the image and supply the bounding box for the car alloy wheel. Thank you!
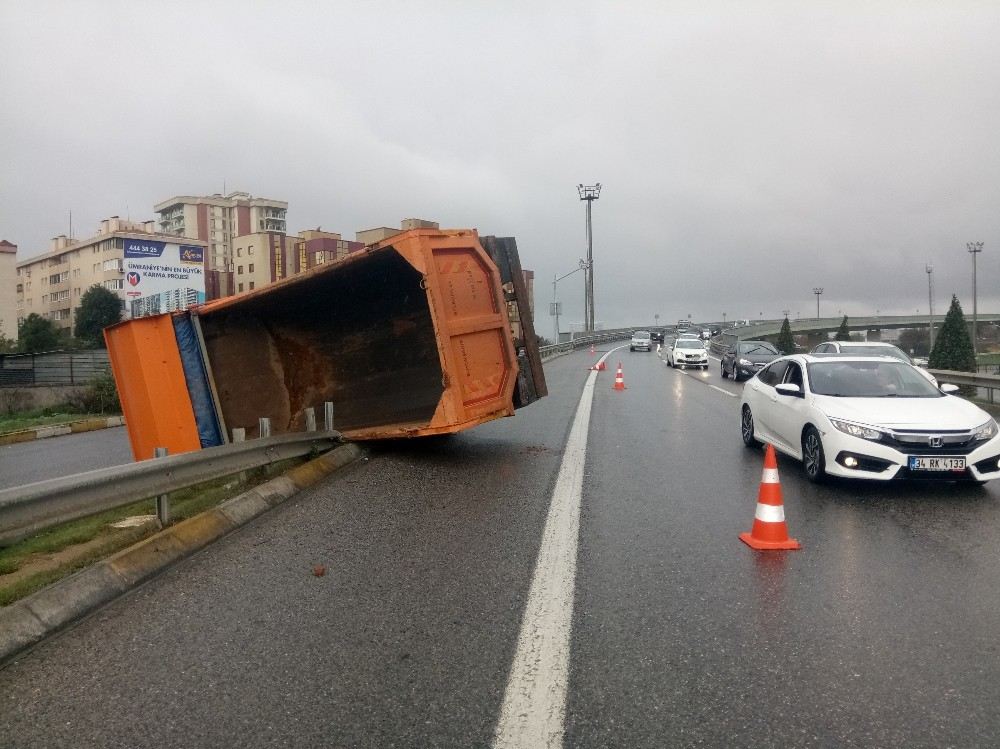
[741,406,760,447]
[802,426,827,483]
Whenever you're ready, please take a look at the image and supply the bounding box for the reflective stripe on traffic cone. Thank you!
[613,362,626,390]
[739,444,801,550]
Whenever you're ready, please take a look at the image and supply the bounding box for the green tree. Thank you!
[835,315,851,341]
[929,295,976,373]
[17,313,60,353]
[775,316,795,354]
[73,285,123,347]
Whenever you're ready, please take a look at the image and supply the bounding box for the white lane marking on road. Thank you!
[709,384,738,398]
[708,355,722,362]
[493,370,596,749]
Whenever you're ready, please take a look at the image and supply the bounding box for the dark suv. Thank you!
[721,341,780,381]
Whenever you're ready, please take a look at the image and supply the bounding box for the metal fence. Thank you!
[0,350,111,387]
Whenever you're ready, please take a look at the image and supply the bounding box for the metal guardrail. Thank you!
[0,431,340,546]
[539,328,634,359]
[928,369,1000,403]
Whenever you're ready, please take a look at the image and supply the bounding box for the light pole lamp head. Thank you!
[967,241,984,253]
[926,262,933,274]
[812,287,824,295]
[577,183,602,200]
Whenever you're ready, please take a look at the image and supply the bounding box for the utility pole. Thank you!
[551,260,589,343]
[813,288,824,320]
[577,183,602,332]
[925,263,935,352]
[967,242,983,355]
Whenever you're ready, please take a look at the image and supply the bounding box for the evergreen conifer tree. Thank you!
[928,295,976,372]
[835,315,851,341]
[776,317,795,354]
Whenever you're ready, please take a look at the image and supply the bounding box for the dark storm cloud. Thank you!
[2,1,998,329]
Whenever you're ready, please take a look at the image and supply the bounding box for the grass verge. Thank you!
[0,457,306,606]
[0,412,109,436]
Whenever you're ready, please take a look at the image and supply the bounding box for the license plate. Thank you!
[908,456,966,471]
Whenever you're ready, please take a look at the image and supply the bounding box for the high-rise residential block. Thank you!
[154,191,288,275]
[0,240,17,342]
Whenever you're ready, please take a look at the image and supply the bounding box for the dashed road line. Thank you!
[710,384,738,398]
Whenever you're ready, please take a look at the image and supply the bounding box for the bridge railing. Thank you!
[538,328,634,359]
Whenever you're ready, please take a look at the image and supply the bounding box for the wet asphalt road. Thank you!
[0,427,133,489]
[3,348,1000,747]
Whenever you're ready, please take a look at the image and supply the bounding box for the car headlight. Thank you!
[738,358,752,367]
[973,418,998,441]
[829,418,883,441]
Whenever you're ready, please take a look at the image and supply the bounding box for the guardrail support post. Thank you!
[153,447,171,526]
[305,407,317,432]
[324,401,335,432]
[258,417,271,439]
[232,428,247,483]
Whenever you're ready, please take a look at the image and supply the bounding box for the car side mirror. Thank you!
[939,383,959,394]
[775,383,803,397]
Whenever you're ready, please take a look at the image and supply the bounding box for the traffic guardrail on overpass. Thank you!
[539,329,635,359]
[0,431,341,546]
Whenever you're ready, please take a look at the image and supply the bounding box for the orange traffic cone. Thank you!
[590,344,595,355]
[598,360,606,371]
[613,362,626,390]
[739,445,801,550]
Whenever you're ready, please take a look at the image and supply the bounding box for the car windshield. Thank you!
[633,331,650,339]
[840,345,909,362]
[676,340,704,349]
[807,360,943,398]
[738,343,777,355]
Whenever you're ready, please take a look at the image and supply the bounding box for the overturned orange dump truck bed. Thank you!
[105,229,546,461]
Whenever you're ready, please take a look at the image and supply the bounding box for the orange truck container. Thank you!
[105,229,546,461]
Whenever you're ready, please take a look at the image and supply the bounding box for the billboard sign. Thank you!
[123,238,206,318]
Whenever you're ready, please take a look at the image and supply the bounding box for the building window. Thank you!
[237,266,244,275]
[248,246,254,256]
[237,248,242,257]
[249,281,255,290]
[248,263,254,273]
[238,283,244,292]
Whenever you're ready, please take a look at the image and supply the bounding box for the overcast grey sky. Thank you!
[2,1,999,330]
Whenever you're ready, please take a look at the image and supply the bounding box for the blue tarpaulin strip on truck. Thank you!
[172,314,223,448]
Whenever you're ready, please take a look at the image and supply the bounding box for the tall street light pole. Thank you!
[967,242,984,355]
[813,287,824,320]
[925,263,935,352]
[577,183,602,333]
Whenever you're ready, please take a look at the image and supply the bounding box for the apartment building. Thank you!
[355,218,439,246]
[230,229,364,294]
[1,240,17,342]
[154,191,288,275]
[15,217,207,335]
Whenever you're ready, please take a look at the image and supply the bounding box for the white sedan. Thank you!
[739,354,1000,483]
[667,338,708,369]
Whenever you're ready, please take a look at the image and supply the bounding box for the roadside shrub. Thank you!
[0,389,32,416]
[65,370,121,415]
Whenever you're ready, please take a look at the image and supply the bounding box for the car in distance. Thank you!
[739,354,1000,483]
[650,330,665,344]
[667,338,709,369]
[721,341,780,381]
[630,330,652,352]
[811,341,937,385]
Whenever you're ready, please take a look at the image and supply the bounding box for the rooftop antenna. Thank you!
[69,210,72,239]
